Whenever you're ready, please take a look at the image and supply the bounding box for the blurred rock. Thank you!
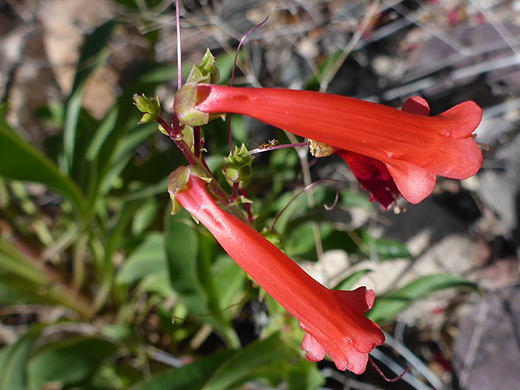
[477,130,520,242]
[40,0,116,119]
[452,287,520,390]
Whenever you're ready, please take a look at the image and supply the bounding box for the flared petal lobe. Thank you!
[334,96,431,209]
[336,150,400,209]
[171,172,384,374]
[178,85,483,204]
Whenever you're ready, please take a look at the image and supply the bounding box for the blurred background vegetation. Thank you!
[0,0,519,389]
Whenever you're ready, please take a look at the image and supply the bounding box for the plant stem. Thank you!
[156,115,248,218]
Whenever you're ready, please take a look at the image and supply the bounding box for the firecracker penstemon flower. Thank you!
[174,85,483,208]
[169,166,385,374]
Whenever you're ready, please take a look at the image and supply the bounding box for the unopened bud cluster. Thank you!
[133,94,161,124]
[223,144,254,189]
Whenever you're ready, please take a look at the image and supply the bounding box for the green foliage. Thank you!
[28,337,117,390]
[0,328,41,390]
[165,213,241,348]
[132,350,236,390]
[116,232,173,297]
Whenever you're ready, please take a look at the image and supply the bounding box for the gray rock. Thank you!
[452,287,520,390]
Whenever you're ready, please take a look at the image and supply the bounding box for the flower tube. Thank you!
[169,166,385,374]
[334,96,433,208]
[174,85,483,206]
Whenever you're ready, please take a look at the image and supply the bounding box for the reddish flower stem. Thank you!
[175,0,182,90]
[270,179,339,233]
[248,141,311,155]
[368,357,412,382]
[156,115,232,206]
[193,125,201,158]
[239,187,255,224]
[228,10,273,154]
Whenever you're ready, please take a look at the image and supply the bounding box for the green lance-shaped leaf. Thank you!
[0,327,42,390]
[28,337,117,390]
[0,106,86,216]
[203,333,296,390]
[367,274,479,323]
[63,20,118,171]
[132,350,234,390]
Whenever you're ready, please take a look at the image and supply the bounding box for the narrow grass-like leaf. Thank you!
[332,229,410,260]
[0,110,86,215]
[63,20,117,169]
[85,106,119,161]
[0,239,93,316]
[0,327,41,390]
[333,269,372,291]
[93,198,144,309]
[368,274,479,323]
[98,124,156,196]
[0,239,51,285]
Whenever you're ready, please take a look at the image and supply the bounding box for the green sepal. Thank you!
[186,48,220,85]
[174,49,225,126]
[158,124,169,136]
[238,195,253,204]
[173,84,209,126]
[168,166,212,215]
[133,94,160,124]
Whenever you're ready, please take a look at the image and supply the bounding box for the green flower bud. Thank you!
[261,227,282,246]
[133,94,161,124]
[222,144,254,189]
[186,49,220,85]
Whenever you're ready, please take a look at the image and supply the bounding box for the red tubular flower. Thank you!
[174,85,483,206]
[170,168,385,374]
